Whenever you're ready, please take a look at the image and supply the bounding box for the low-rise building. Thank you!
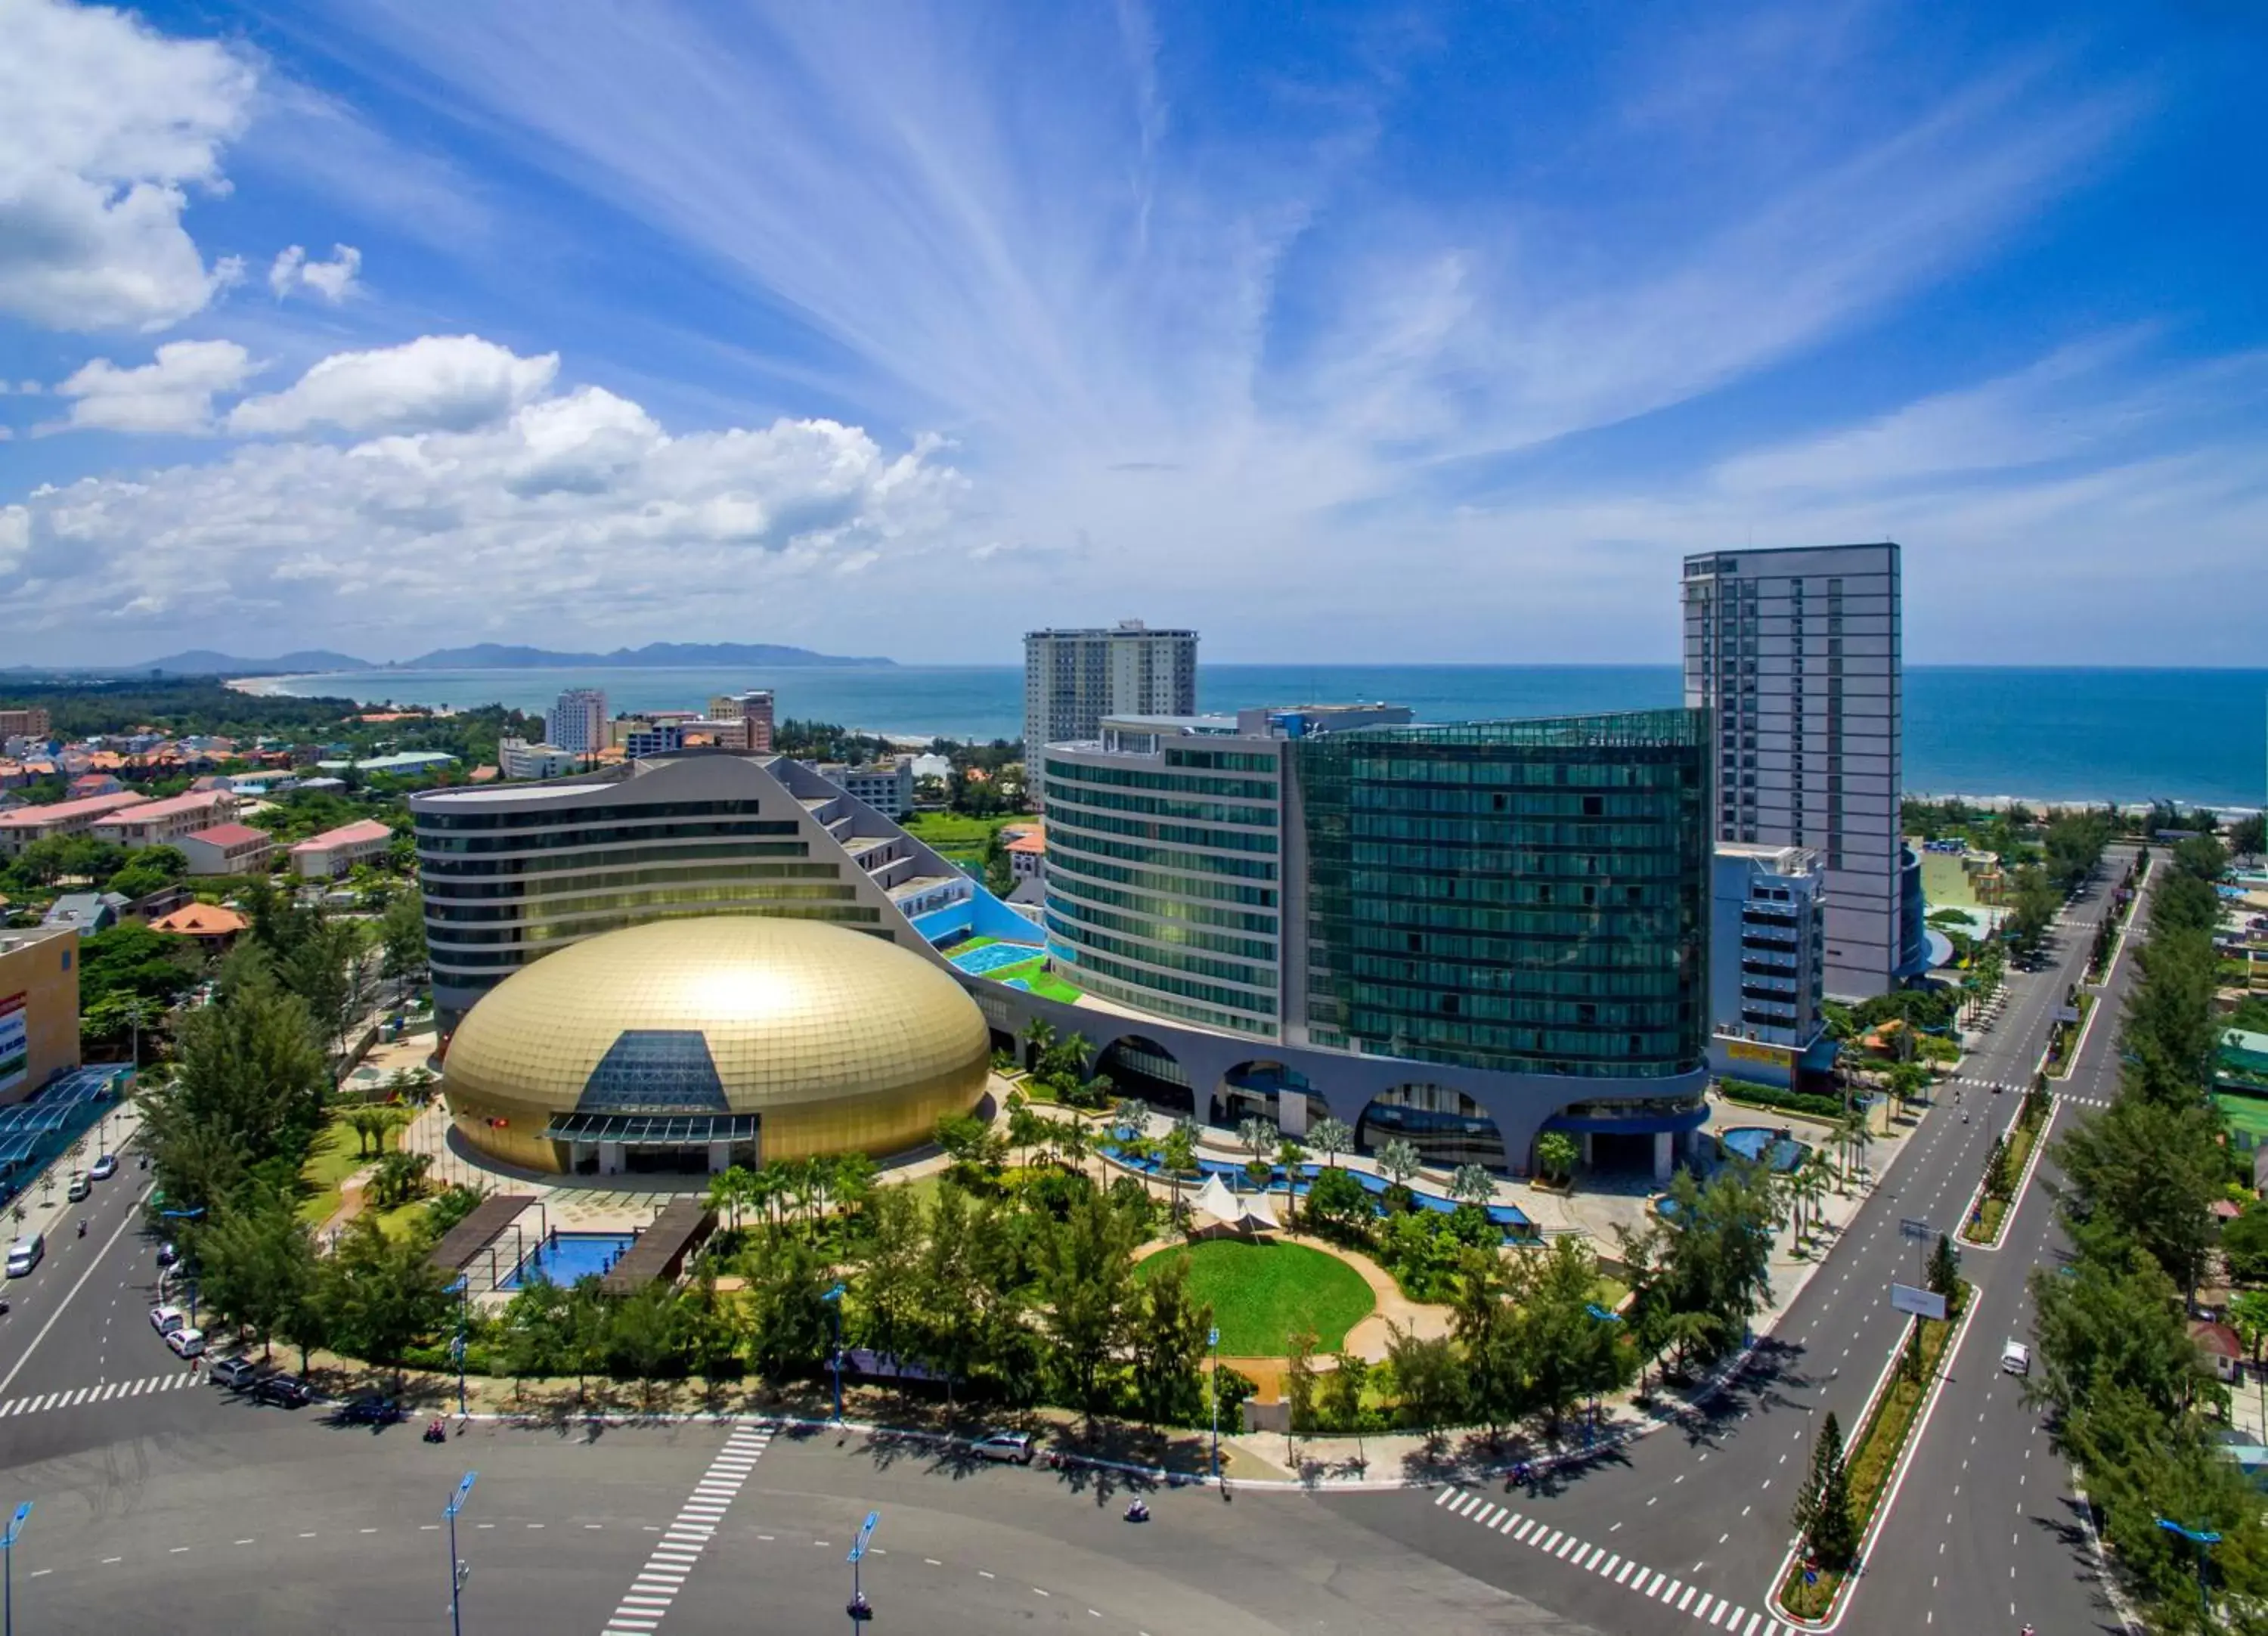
[0,924,79,1099]
[498,739,586,780]
[91,789,236,850]
[1002,823,1046,881]
[0,789,152,857]
[821,758,916,820]
[290,817,395,879]
[42,892,130,934]
[69,773,122,798]
[147,903,248,954]
[0,709,51,741]
[177,822,275,877]
[313,751,460,779]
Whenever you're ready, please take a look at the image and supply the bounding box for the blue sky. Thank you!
[2,0,2263,668]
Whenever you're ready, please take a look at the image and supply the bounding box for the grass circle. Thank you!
[1135,1238,1376,1355]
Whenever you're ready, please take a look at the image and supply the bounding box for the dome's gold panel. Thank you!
[442,916,990,1172]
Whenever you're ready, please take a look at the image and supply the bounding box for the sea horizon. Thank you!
[244,662,2268,811]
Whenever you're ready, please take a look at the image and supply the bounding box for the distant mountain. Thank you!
[130,649,372,675]
[396,641,895,670]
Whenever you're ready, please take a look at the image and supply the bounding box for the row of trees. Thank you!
[2028,835,2268,1629]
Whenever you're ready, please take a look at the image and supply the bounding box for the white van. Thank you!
[2000,1340,2031,1377]
[5,1234,43,1278]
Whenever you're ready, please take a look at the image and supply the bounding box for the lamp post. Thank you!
[1207,1325,1220,1483]
[2155,1517,2220,1621]
[2,1501,29,1636]
[845,1509,879,1625]
[822,1282,847,1425]
[445,1470,478,1636]
[449,1276,469,1418]
[158,1207,205,1324]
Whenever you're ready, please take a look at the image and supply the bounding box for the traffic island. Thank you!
[1958,1086,2052,1247]
[1772,1279,1975,1627]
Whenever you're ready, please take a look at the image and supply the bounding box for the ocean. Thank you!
[255,664,2268,809]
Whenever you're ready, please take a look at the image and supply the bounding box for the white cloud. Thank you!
[46,339,257,435]
[268,243,363,303]
[2,358,966,646]
[0,0,259,330]
[228,335,559,436]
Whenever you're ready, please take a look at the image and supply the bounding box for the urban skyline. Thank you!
[4,2,2263,668]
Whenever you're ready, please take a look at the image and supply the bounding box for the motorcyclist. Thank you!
[1124,1498,1149,1522]
[77,1219,87,1237]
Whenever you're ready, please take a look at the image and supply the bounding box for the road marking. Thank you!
[600,1422,770,1635]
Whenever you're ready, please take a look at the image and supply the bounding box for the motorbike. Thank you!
[423,1418,448,1444]
[77,1219,87,1238]
[1123,1499,1149,1523]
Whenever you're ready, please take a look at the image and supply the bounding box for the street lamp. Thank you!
[2155,1517,2220,1621]
[445,1470,478,1636]
[822,1282,847,1425]
[448,1276,469,1418]
[2,1501,29,1636]
[159,1207,205,1324]
[845,1509,879,1625]
[1208,1325,1220,1483]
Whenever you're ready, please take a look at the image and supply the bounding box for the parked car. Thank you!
[6,1235,43,1278]
[336,1394,401,1427]
[972,1430,1036,1464]
[89,1154,118,1181]
[148,1304,187,1336]
[166,1327,207,1359]
[208,1356,261,1391]
[155,1241,179,1267]
[65,1173,91,1202]
[253,1374,313,1409]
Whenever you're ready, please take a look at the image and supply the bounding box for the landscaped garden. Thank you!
[1135,1238,1374,1355]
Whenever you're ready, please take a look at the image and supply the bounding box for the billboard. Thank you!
[1726,1039,1794,1067]
[0,993,25,1097]
[1890,1282,1948,1322]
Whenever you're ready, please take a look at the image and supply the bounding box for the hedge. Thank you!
[1716,1077,1845,1123]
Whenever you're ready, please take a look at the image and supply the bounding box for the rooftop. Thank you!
[290,818,394,852]
[149,904,249,937]
[185,822,271,847]
[0,790,151,830]
[98,789,230,823]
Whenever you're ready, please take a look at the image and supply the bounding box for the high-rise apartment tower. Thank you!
[711,691,776,753]
[546,688,608,755]
[1022,621,1198,769]
[1681,543,1903,999]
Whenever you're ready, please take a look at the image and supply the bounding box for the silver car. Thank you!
[972,1430,1035,1464]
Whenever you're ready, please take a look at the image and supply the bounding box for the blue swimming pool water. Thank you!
[1719,1126,1810,1172]
[503,1231,637,1289]
[1099,1143,1531,1230]
[947,941,1043,975]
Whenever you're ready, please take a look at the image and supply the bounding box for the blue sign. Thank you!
[1208,1327,1219,1349]
[847,1510,881,1564]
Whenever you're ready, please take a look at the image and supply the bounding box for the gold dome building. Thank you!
[441,917,990,1176]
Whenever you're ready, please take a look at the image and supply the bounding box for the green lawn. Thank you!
[297,1110,403,1228]
[983,955,1083,1003]
[901,811,1040,863]
[1135,1238,1375,1356]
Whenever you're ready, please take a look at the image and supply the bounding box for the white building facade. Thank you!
[1021,621,1198,771]
[1682,543,1903,999]
[546,689,608,754]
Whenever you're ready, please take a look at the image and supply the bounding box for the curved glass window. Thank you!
[1356,1084,1509,1172]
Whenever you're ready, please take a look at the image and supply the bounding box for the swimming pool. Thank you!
[1098,1142,1531,1230]
[1718,1126,1810,1172]
[503,1230,637,1289]
[946,941,1046,976]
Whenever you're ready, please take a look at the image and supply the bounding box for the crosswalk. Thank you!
[1944,1075,2109,1109]
[0,1371,200,1418]
[602,1420,773,1634]
[1433,1486,1793,1635]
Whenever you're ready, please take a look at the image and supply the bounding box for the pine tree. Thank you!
[1928,1232,1961,1315]
[1984,1134,2011,1199]
[1794,1410,1859,1567]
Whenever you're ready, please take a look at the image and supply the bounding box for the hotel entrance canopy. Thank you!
[543,1111,761,1146]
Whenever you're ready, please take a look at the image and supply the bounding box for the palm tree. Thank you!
[1275,1137,1309,1225]
[1448,1163,1495,1207]
[1058,1119,1094,1182]
[1376,1137,1422,1190]
[1236,1115,1278,1163]
[1019,1017,1056,1074]
[703,1166,749,1232]
[1799,1151,1833,1241]
[1845,1114,1876,1185]
[1309,1116,1354,1168]
[1114,1096,1151,1137]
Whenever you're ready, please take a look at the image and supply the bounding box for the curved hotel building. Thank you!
[414,704,1714,1179]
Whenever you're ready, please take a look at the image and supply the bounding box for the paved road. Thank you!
[1317,855,2130,1635]
[1862,850,2153,1636]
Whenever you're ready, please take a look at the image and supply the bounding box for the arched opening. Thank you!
[1095,1035,1194,1118]
[1213,1061,1330,1137]
[1356,1083,1510,1173]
